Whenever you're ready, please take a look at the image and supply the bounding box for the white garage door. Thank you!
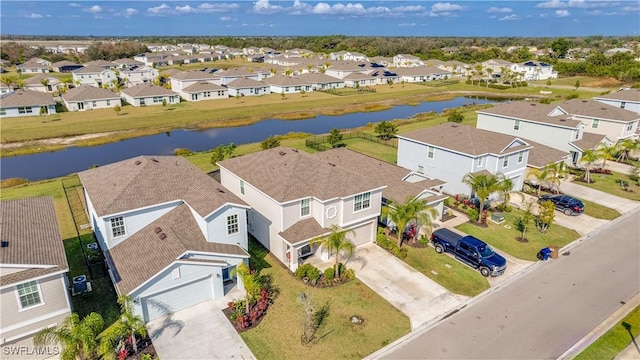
[142,276,212,322]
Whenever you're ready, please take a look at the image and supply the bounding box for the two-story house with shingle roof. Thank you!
[78,156,250,322]
[0,90,57,118]
[23,74,61,93]
[0,197,72,355]
[218,147,386,271]
[397,123,532,195]
[595,89,640,115]
[393,54,424,68]
[120,83,180,107]
[169,70,220,99]
[212,67,265,86]
[17,58,50,74]
[71,66,117,88]
[555,98,639,141]
[119,65,159,87]
[62,85,121,111]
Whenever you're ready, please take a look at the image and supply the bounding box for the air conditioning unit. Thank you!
[87,242,99,251]
[73,275,87,293]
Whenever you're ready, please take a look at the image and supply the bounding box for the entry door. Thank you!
[78,102,84,110]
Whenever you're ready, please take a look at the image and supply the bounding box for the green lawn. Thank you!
[456,208,581,261]
[241,239,410,360]
[403,245,490,297]
[573,171,640,201]
[575,305,640,360]
[580,198,621,220]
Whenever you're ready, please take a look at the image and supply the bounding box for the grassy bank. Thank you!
[574,305,640,360]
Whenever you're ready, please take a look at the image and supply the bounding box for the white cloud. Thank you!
[487,7,512,13]
[556,9,571,16]
[26,13,43,19]
[197,3,240,12]
[147,3,170,15]
[499,14,520,21]
[398,22,417,27]
[68,3,81,7]
[175,5,196,13]
[122,8,137,17]
[621,4,640,11]
[253,0,284,14]
[536,0,611,8]
[429,2,465,17]
[84,5,102,14]
[220,16,233,21]
[283,0,425,17]
[393,5,426,12]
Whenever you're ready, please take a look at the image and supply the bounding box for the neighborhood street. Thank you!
[373,207,640,360]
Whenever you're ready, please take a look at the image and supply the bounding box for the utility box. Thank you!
[549,246,560,259]
[73,275,88,293]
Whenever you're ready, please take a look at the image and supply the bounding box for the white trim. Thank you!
[0,308,70,335]
[2,322,59,344]
[14,281,45,312]
[0,264,56,270]
[0,270,68,290]
[225,213,240,236]
[398,136,533,159]
[109,215,127,239]
[139,274,212,299]
[182,250,250,259]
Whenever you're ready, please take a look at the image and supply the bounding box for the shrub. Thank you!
[323,267,335,280]
[307,265,321,284]
[565,93,579,100]
[447,109,464,123]
[343,268,356,280]
[488,84,511,90]
[173,148,193,156]
[0,178,29,188]
[467,208,479,221]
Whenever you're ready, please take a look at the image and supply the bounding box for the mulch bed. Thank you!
[221,307,268,333]
[126,337,156,360]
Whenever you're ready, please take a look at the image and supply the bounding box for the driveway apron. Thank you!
[353,243,463,330]
[146,299,256,360]
[559,181,639,214]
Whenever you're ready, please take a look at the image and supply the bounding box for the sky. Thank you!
[0,1,639,37]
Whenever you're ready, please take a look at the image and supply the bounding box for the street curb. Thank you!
[557,292,640,360]
[366,206,640,360]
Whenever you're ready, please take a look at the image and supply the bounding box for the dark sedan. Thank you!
[538,194,585,216]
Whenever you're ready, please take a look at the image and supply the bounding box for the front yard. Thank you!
[573,170,640,201]
[457,208,581,261]
[240,240,410,360]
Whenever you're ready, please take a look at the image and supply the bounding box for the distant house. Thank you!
[119,65,159,87]
[63,85,121,111]
[72,66,117,88]
[595,89,640,115]
[51,60,83,73]
[393,54,424,68]
[0,89,57,118]
[113,58,145,69]
[397,123,532,195]
[481,59,514,76]
[0,197,72,354]
[169,70,219,95]
[226,78,271,97]
[120,83,180,107]
[395,66,451,83]
[181,82,228,101]
[263,76,312,94]
[298,73,344,90]
[323,61,369,80]
[510,60,557,81]
[17,58,50,74]
[212,67,265,86]
[555,98,639,141]
[82,60,115,69]
[343,72,376,88]
[23,74,62,93]
[78,156,250,322]
[330,51,367,62]
[218,147,386,271]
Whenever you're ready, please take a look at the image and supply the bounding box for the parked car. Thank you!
[431,228,506,277]
[538,194,584,216]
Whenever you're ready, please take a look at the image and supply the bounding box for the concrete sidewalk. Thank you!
[616,336,640,360]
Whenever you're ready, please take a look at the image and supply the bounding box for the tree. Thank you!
[513,201,534,242]
[546,162,568,194]
[616,139,639,163]
[327,128,343,148]
[447,109,464,123]
[551,38,571,58]
[527,166,551,197]
[461,172,504,223]
[210,143,236,166]
[580,149,600,183]
[535,200,555,233]
[574,80,581,90]
[260,135,281,150]
[231,262,260,314]
[497,177,514,209]
[113,104,121,116]
[596,142,616,169]
[310,225,355,276]
[382,196,438,247]
[162,98,167,110]
[99,296,147,359]
[34,312,104,360]
[374,120,398,140]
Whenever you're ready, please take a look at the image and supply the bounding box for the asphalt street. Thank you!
[379,208,640,359]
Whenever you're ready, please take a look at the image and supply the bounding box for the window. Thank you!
[16,281,42,309]
[172,268,181,279]
[591,119,599,129]
[427,146,435,159]
[300,198,310,217]
[18,107,33,114]
[354,192,371,212]
[513,120,520,130]
[417,165,424,174]
[620,102,626,109]
[502,156,509,168]
[106,100,111,106]
[518,151,524,163]
[574,129,580,140]
[92,101,97,107]
[477,157,483,167]
[153,96,162,103]
[627,122,634,131]
[227,214,239,235]
[240,180,245,195]
[222,266,235,281]
[0,108,6,115]
[110,216,125,237]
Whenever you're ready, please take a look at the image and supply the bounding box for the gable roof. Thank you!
[298,73,342,84]
[399,123,531,156]
[263,75,309,87]
[120,83,178,97]
[17,58,49,69]
[395,66,450,76]
[63,85,120,102]
[0,89,56,107]
[72,65,114,74]
[0,197,69,287]
[278,217,327,245]
[78,155,246,218]
[24,74,59,85]
[478,101,581,128]
[526,140,569,168]
[183,81,226,93]
[595,89,640,103]
[171,70,218,81]
[108,204,248,294]
[226,78,267,89]
[557,99,640,122]
[314,148,446,203]
[570,132,609,151]
[218,147,385,203]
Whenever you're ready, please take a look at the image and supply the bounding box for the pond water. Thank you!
[0,96,503,181]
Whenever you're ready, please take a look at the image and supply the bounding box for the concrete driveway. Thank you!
[146,297,255,360]
[352,243,464,330]
[559,181,639,214]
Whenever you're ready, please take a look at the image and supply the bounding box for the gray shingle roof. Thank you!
[78,155,246,218]
[297,73,342,84]
[108,204,248,294]
[0,197,68,286]
[395,66,450,76]
[120,83,178,97]
[171,70,218,81]
[278,217,327,245]
[63,85,120,102]
[314,148,446,203]
[477,101,581,128]
[525,140,569,168]
[399,123,531,156]
[72,65,112,74]
[0,89,56,107]
[263,75,309,87]
[558,99,640,122]
[218,147,386,203]
[571,132,608,151]
[183,81,226,93]
[226,78,267,89]
[595,89,640,103]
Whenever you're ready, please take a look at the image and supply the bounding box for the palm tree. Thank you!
[461,172,504,223]
[596,143,617,169]
[382,196,438,246]
[527,167,551,197]
[310,224,355,276]
[616,138,639,163]
[34,312,104,360]
[497,177,514,208]
[580,149,601,183]
[546,162,568,194]
[98,296,147,359]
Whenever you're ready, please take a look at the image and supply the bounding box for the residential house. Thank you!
[218,147,386,271]
[212,67,265,86]
[226,78,271,97]
[119,66,159,87]
[393,54,424,68]
[17,58,50,74]
[51,60,83,73]
[113,58,145,69]
[298,73,344,90]
[82,60,115,69]
[169,70,219,95]
[395,66,451,83]
[343,72,376,88]
[0,83,12,95]
[397,123,532,195]
[330,51,367,61]
[476,101,610,164]
[369,56,393,67]
[120,83,179,107]
[323,61,369,80]
[595,89,640,115]
[62,85,121,111]
[71,66,117,88]
[0,90,57,118]
[556,98,639,141]
[78,156,250,322]
[181,82,228,102]
[0,197,72,356]
[263,76,312,94]
[510,60,557,81]
[133,53,170,67]
[481,59,514,77]
[23,74,61,93]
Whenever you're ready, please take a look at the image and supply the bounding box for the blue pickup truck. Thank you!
[431,228,507,277]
